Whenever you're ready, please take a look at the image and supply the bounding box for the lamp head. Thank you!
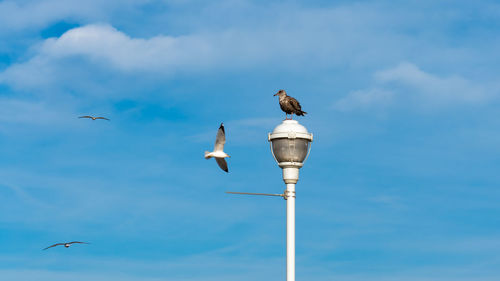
[268,120,313,168]
[269,120,313,184]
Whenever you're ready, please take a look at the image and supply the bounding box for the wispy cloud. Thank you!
[0,0,142,33]
[375,62,491,103]
[334,62,499,111]
[333,89,394,112]
[0,253,284,281]
[0,98,73,125]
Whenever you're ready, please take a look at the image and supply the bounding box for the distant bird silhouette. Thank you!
[43,241,90,250]
[274,90,307,119]
[79,115,110,121]
[204,123,230,173]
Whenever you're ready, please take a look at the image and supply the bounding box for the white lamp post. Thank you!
[268,119,313,281]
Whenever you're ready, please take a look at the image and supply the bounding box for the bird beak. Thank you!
[274,92,279,96]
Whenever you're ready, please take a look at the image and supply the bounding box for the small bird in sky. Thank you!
[274,89,307,120]
[205,123,230,173]
[78,115,110,121]
[43,241,90,250]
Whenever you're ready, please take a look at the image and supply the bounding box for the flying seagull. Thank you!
[43,241,90,250]
[204,123,230,173]
[274,89,307,120]
[79,115,110,121]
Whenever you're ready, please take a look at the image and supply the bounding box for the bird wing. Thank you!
[79,116,93,119]
[215,158,229,173]
[95,117,110,121]
[68,241,89,245]
[214,123,226,152]
[289,97,302,111]
[43,243,64,250]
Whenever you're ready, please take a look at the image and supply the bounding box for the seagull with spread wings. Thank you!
[78,115,110,121]
[204,123,230,173]
[43,241,90,250]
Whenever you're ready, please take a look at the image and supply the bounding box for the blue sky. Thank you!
[1,0,500,280]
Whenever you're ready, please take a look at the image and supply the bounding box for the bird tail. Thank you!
[204,151,211,159]
[297,110,307,116]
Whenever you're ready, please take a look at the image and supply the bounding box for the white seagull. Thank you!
[43,241,90,250]
[205,123,230,173]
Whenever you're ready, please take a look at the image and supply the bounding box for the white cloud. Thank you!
[375,62,489,103]
[0,24,217,89]
[0,98,79,134]
[333,89,394,111]
[0,23,273,93]
[0,0,143,32]
[40,24,219,72]
[334,62,498,111]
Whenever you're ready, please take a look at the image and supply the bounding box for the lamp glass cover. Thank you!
[271,138,310,163]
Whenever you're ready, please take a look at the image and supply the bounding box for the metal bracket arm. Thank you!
[226,190,296,200]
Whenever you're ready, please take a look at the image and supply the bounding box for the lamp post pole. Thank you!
[282,166,300,281]
[286,182,296,281]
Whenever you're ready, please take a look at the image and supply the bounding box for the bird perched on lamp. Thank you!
[274,90,307,120]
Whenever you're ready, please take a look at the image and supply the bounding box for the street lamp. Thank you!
[225,119,313,281]
[268,119,313,281]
